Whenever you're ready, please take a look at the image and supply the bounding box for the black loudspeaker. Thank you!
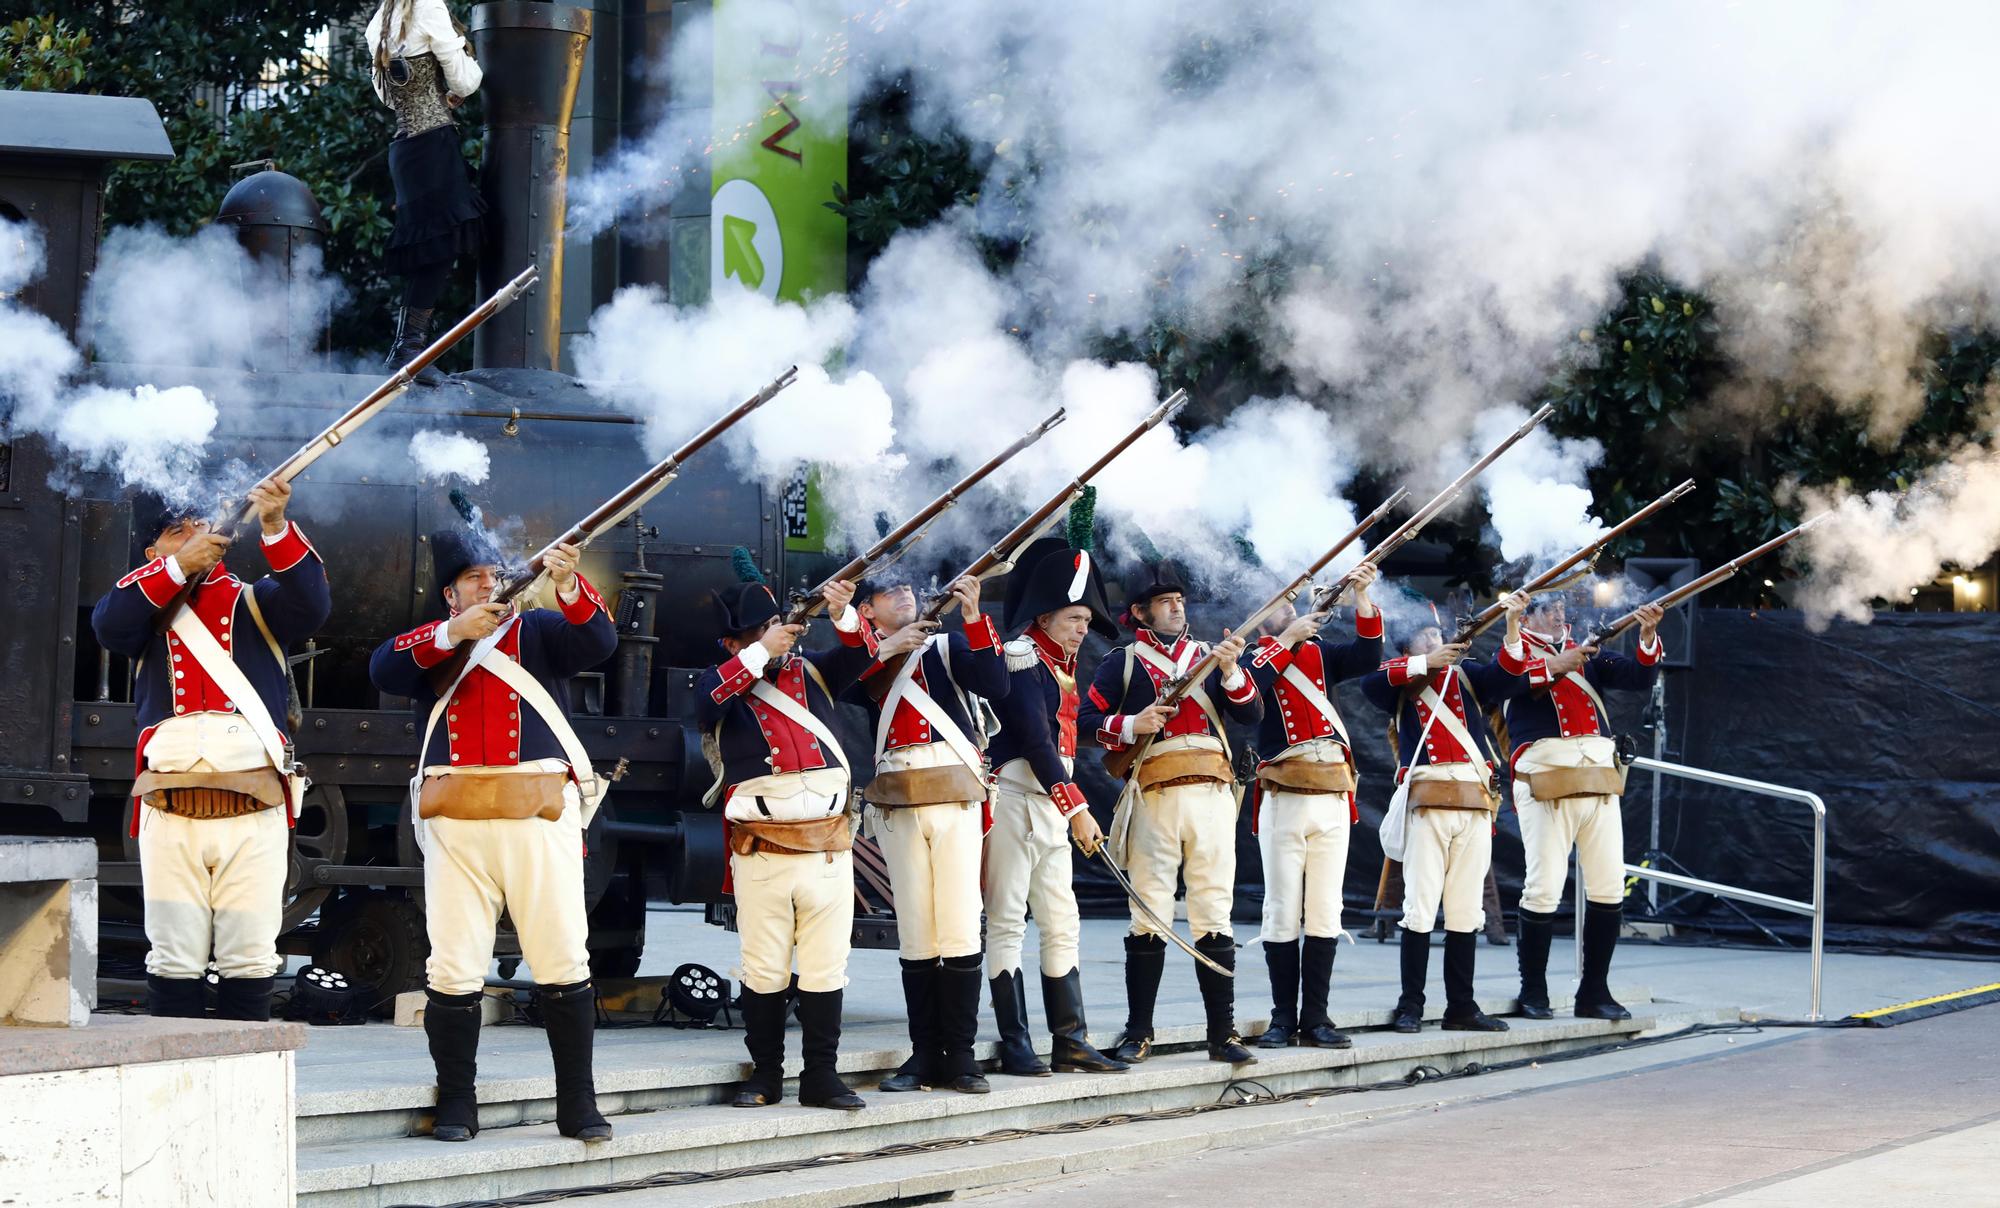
[1622,558,1700,668]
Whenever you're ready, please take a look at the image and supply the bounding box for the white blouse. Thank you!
[365,0,483,105]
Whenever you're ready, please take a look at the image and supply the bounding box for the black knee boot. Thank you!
[1113,933,1167,1063]
[732,988,788,1107]
[1195,934,1254,1065]
[1575,902,1631,1020]
[1515,906,1557,1019]
[1441,931,1508,1032]
[1298,936,1351,1048]
[795,989,864,1111]
[423,989,483,1141]
[538,981,611,1141]
[386,306,445,385]
[989,968,1050,1077]
[1390,928,1429,1032]
[214,975,275,1022]
[880,958,940,1092]
[1043,967,1128,1074]
[147,974,208,1019]
[937,954,991,1093]
[1256,939,1300,1048]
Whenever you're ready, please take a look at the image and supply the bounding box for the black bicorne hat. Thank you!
[129,490,201,561]
[1003,536,1117,639]
[429,528,504,595]
[855,560,917,602]
[713,546,781,636]
[1121,558,1193,609]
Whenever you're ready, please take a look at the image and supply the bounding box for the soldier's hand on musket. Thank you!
[1430,641,1470,668]
[245,476,291,537]
[946,574,982,620]
[1214,628,1247,673]
[1543,646,1592,676]
[172,530,232,579]
[1069,808,1105,856]
[1278,610,1330,649]
[1130,702,1176,736]
[822,578,857,617]
[543,542,581,595]
[1634,602,1665,643]
[1501,591,1529,641]
[446,601,510,644]
[876,620,938,660]
[1348,561,1380,601]
[759,622,806,659]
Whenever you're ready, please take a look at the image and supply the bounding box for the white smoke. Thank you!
[0,217,221,505]
[1464,405,1606,564]
[408,430,492,484]
[1796,447,2000,628]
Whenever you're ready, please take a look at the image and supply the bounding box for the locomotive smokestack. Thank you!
[470,1,592,372]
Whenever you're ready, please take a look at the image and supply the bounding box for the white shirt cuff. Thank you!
[737,641,772,678]
[1117,714,1137,745]
[1220,665,1247,693]
[1639,635,1662,656]
[1405,654,1428,679]
[162,555,187,586]
[260,522,290,545]
[831,604,860,633]
[1503,641,1524,662]
[433,624,456,651]
[556,579,580,605]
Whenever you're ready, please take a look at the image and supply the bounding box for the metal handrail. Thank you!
[1568,755,1827,1021]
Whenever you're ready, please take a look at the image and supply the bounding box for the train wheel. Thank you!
[311,890,428,1013]
[283,783,349,932]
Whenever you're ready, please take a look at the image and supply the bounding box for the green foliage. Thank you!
[0,15,90,91]
[828,74,988,289]
[1,2,485,359]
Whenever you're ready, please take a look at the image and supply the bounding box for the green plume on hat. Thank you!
[730,546,765,585]
[1231,532,1262,568]
[1065,485,1097,552]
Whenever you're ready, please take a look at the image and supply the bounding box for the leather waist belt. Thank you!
[865,763,987,808]
[419,772,568,821]
[142,786,273,819]
[1408,779,1498,811]
[730,813,854,857]
[1523,765,1627,801]
[134,768,286,814]
[1136,748,1234,791]
[1256,758,1356,795]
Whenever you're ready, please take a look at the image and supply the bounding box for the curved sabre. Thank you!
[1087,846,1233,977]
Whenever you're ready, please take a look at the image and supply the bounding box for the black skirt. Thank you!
[384,123,486,275]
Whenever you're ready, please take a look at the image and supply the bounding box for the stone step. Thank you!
[296,999,1666,1208]
[297,984,1648,1146]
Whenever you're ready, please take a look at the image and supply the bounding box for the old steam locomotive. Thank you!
[0,58,876,1001]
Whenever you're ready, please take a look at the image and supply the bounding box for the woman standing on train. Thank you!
[366,0,485,385]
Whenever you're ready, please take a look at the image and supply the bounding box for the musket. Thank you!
[1581,513,1828,646]
[1450,478,1698,645]
[1309,405,1558,615]
[913,389,1192,624]
[1099,490,1406,782]
[422,367,798,691]
[153,266,542,629]
[781,408,1069,627]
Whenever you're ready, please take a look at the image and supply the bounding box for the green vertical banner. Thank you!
[711,0,847,554]
[711,0,848,305]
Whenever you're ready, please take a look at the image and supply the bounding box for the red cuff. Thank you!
[1251,635,1289,670]
[392,620,454,668]
[1097,719,1129,750]
[261,522,318,573]
[1525,657,1553,686]
[559,574,606,624]
[839,617,881,655]
[1355,610,1384,640]
[1380,656,1418,687]
[1224,671,1257,704]
[117,558,182,608]
[1049,781,1089,817]
[1496,642,1529,676]
[962,612,1000,651]
[1636,636,1664,666]
[711,653,758,703]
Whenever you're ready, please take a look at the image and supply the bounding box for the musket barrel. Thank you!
[1589,512,1824,642]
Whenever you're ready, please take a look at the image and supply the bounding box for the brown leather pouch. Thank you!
[1136,748,1234,791]
[1256,758,1357,795]
[135,768,286,814]
[729,813,854,857]
[1524,766,1627,800]
[143,786,272,819]
[419,772,568,821]
[1408,779,1498,811]
[866,764,988,808]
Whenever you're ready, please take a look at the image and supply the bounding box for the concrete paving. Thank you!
[960,1002,2000,1208]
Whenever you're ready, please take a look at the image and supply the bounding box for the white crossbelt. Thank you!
[1416,672,1493,791]
[168,603,306,812]
[1279,661,1353,751]
[875,635,986,779]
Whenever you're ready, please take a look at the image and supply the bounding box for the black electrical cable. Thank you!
[404,1019,1858,1208]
